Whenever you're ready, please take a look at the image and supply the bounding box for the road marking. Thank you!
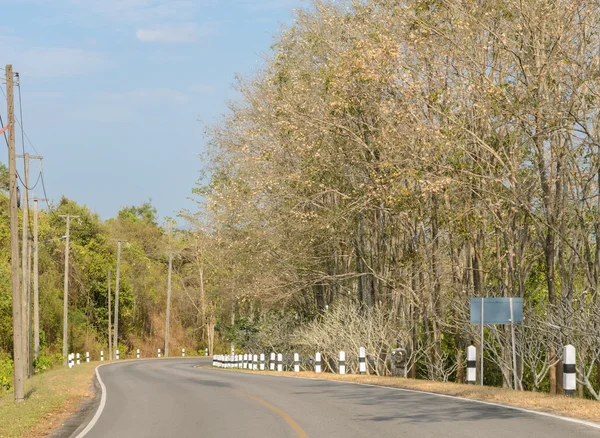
[210,368,600,431]
[227,388,309,438]
[74,364,107,438]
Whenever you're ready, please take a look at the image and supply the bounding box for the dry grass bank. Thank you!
[0,363,97,437]
[215,368,600,424]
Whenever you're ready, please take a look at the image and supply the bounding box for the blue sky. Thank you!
[0,0,302,221]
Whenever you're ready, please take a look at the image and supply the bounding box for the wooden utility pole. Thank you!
[113,240,126,358]
[164,225,173,357]
[59,214,79,365]
[17,154,42,377]
[7,64,24,402]
[20,152,29,377]
[27,238,32,377]
[108,270,112,363]
[164,253,173,357]
[32,198,46,361]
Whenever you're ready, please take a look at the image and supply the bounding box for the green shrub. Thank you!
[34,351,63,374]
[0,351,13,392]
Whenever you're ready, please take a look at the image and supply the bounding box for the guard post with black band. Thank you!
[339,351,346,375]
[563,344,576,397]
[467,345,476,384]
[359,346,366,374]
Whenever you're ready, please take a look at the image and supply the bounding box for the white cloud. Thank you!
[136,22,212,43]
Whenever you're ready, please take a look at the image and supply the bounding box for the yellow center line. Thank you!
[227,388,309,438]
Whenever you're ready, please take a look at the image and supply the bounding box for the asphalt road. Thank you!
[77,358,600,438]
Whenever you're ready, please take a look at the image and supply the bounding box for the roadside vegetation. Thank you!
[192,0,600,402]
[0,363,96,437]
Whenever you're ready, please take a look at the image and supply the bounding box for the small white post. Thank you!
[563,344,576,397]
[359,347,366,374]
[137,349,140,359]
[270,352,276,371]
[253,354,258,370]
[277,353,283,372]
[294,353,300,372]
[243,353,248,369]
[76,353,80,365]
[205,348,208,356]
[100,351,104,362]
[315,352,322,373]
[339,351,346,375]
[116,350,119,360]
[260,353,265,371]
[68,353,73,368]
[467,345,477,384]
[158,348,161,358]
[182,348,185,357]
[86,352,90,363]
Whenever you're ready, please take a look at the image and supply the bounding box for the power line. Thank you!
[16,76,26,157]
[0,78,40,155]
[16,170,41,191]
[39,170,55,216]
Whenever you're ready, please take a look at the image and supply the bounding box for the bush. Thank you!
[0,351,13,392]
[34,351,63,374]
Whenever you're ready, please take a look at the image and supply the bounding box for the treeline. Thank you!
[194,0,600,398]
[0,183,218,388]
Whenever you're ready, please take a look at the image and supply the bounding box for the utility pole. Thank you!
[20,152,29,377]
[32,197,46,362]
[108,270,112,363]
[27,238,32,377]
[164,224,173,357]
[59,214,79,365]
[17,154,42,378]
[113,240,126,358]
[7,64,24,402]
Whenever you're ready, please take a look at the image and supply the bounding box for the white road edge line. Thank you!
[209,369,600,431]
[74,364,107,438]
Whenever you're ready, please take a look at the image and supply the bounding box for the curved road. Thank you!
[76,358,600,438]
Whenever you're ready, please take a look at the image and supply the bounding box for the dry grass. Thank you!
[0,363,97,438]
[216,368,600,424]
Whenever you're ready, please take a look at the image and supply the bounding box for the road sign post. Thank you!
[470,297,523,388]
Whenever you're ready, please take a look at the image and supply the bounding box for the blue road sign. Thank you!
[470,297,523,325]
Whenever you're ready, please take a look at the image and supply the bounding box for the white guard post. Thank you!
[563,345,576,397]
[339,351,346,375]
[467,345,477,384]
[359,347,366,374]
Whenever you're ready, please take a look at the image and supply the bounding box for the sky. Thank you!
[0,0,302,221]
